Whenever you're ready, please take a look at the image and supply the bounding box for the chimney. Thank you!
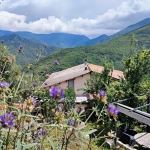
[84,58,88,70]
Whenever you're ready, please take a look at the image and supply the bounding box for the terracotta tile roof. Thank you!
[88,64,124,79]
[40,63,124,88]
[88,64,104,73]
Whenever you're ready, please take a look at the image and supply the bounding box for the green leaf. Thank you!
[16,139,22,150]
[8,105,21,114]
[47,137,55,150]
[83,129,97,136]
[23,114,39,119]
[74,131,79,138]
[22,143,38,150]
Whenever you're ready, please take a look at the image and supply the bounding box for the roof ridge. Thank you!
[52,64,85,75]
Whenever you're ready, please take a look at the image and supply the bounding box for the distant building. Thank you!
[41,63,124,103]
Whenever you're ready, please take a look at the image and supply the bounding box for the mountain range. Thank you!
[0,18,150,48]
[0,17,150,67]
[35,24,150,75]
[77,18,150,46]
[0,31,89,48]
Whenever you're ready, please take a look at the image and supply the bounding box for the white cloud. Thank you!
[9,0,29,8]
[0,0,150,38]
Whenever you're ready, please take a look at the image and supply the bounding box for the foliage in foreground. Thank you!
[0,41,118,150]
[0,37,149,150]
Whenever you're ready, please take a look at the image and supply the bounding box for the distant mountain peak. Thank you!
[111,18,150,38]
[0,18,150,48]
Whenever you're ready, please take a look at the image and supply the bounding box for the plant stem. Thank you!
[65,128,74,150]
[96,104,105,123]
[13,130,19,149]
[14,72,25,96]
[60,128,67,150]
[0,61,7,76]
[6,128,10,150]
[85,106,97,124]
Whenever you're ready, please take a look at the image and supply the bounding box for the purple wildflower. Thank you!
[6,56,13,61]
[54,60,59,65]
[39,129,44,136]
[0,81,10,88]
[71,107,76,111]
[114,109,119,115]
[46,130,49,135]
[49,86,65,99]
[18,45,23,53]
[57,109,63,113]
[67,120,74,126]
[60,89,65,98]
[77,107,81,112]
[32,82,37,87]
[58,103,63,107]
[45,66,49,71]
[39,129,49,136]
[99,90,106,96]
[0,112,16,128]
[32,97,37,105]
[50,86,59,97]
[107,104,119,116]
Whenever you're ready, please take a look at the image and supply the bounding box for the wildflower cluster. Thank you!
[32,81,37,87]
[45,74,50,78]
[49,86,65,99]
[25,96,37,105]
[107,103,119,120]
[6,55,15,63]
[0,81,10,88]
[54,111,64,123]
[96,90,107,104]
[67,120,74,126]
[24,96,37,112]
[66,107,85,128]
[18,45,23,53]
[54,103,64,123]
[45,66,49,72]
[0,112,16,128]
[54,59,59,65]
[39,128,49,137]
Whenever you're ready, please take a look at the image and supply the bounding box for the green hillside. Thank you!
[0,34,58,65]
[35,24,150,74]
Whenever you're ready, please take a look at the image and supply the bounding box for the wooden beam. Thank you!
[115,103,150,126]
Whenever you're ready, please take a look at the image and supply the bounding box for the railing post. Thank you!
[147,96,150,133]
[114,119,117,146]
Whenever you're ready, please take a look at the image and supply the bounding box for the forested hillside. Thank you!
[35,24,150,74]
[0,34,58,65]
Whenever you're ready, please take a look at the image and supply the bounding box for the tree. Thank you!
[84,58,113,96]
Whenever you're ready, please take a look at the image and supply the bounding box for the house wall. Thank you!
[58,81,68,89]
[55,73,91,97]
[74,73,90,96]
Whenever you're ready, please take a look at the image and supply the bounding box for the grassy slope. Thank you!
[34,25,150,74]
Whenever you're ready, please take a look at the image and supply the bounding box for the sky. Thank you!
[0,0,150,38]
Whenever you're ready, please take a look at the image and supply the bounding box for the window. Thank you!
[68,79,74,90]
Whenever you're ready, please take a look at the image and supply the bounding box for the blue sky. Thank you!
[0,0,150,38]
